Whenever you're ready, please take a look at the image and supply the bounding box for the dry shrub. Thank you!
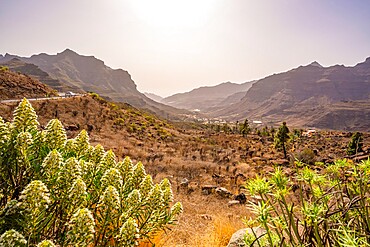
[156,192,248,247]
[198,215,240,247]
[295,148,316,164]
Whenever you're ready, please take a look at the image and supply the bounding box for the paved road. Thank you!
[0,94,84,103]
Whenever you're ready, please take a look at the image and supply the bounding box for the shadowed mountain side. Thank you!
[209,59,370,131]
[162,81,255,111]
[293,100,370,131]
[0,49,194,120]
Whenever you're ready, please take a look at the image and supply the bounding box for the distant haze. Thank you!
[1,0,370,97]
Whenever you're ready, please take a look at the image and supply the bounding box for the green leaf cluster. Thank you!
[243,159,370,246]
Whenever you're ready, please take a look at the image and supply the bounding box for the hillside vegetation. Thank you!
[1,94,368,246]
[0,99,181,246]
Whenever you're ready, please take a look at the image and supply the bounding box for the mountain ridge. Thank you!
[208,57,370,131]
[0,49,193,120]
[1,58,76,92]
[162,80,255,111]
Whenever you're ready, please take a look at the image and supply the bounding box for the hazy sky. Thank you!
[1,0,370,97]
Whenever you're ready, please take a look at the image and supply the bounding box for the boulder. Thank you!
[65,124,79,131]
[215,187,233,198]
[199,214,213,220]
[201,185,217,195]
[228,200,240,207]
[234,193,247,204]
[227,227,266,247]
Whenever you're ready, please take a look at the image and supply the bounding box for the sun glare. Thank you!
[129,0,217,28]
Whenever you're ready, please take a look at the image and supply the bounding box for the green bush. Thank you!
[89,92,107,104]
[240,118,251,137]
[0,66,9,72]
[243,159,370,246]
[295,148,316,165]
[0,99,182,246]
[274,122,290,159]
[347,132,363,155]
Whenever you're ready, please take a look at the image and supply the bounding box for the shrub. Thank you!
[240,118,251,137]
[243,159,370,246]
[0,99,182,246]
[0,66,9,72]
[347,132,363,155]
[89,92,107,104]
[274,122,290,158]
[295,148,316,165]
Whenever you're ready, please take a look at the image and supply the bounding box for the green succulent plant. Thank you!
[0,99,182,246]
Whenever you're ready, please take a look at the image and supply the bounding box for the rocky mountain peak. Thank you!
[354,57,370,67]
[4,53,17,59]
[59,48,78,56]
[309,61,323,68]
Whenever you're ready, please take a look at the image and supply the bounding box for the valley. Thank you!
[2,1,370,245]
[1,50,369,246]
[2,50,369,131]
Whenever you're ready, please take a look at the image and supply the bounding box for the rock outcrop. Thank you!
[227,227,266,247]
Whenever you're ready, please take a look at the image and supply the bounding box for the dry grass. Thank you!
[153,192,249,247]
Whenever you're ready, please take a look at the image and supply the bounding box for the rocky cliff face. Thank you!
[25,49,137,97]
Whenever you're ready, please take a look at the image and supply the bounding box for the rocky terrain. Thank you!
[0,67,57,100]
[1,94,369,246]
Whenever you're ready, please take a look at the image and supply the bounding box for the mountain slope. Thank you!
[162,81,255,111]
[1,58,75,92]
[0,67,57,100]
[0,49,192,120]
[144,92,163,103]
[210,59,370,131]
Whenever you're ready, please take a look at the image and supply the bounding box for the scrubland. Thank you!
[0,95,368,246]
